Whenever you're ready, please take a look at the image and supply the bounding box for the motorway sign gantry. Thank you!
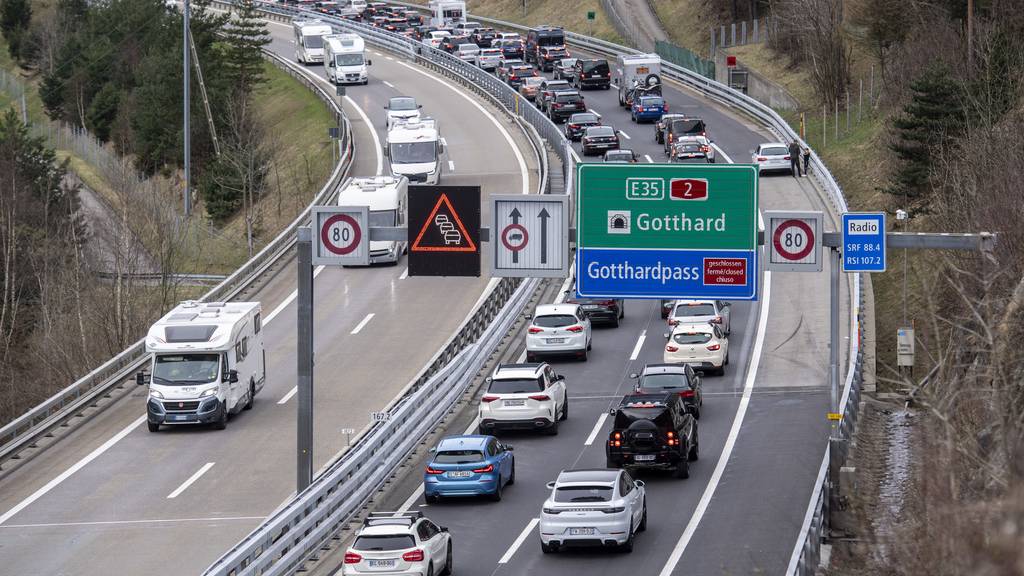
[765,210,823,272]
[311,206,369,266]
[490,195,569,278]
[841,212,886,272]
[576,163,759,300]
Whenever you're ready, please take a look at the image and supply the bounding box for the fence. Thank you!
[710,17,770,55]
[655,40,716,80]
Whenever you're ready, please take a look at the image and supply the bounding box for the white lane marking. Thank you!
[277,386,298,405]
[167,463,215,499]
[386,56,394,61]
[396,61,530,196]
[499,518,539,563]
[588,108,599,115]
[657,271,772,575]
[448,160,455,171]
[644,154,653,163]
[0,415,146,525]
[343,94,384,176]
[619,130,631,140]
[440,137,447,147]
[383,80,395,88]
[399,267,409,280]
[629,330,647,361]
[0,515,266,529]
[583,412,609,446]
[396,416,480,514]
[350,313,375,335]
[569,147,582,164]
[264,265,327,325]
[711,143,734,164]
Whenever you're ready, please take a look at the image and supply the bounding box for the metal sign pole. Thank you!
[297,227,314,492]
[829,247,840,439]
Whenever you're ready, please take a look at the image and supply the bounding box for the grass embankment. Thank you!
[649,0,709,55]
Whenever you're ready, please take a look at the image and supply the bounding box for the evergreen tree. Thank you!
[0,0,31,61]
[852,0,909,83]
[221,0,270,98]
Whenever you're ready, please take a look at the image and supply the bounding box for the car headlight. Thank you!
[150,390,164,400]
[200,388,218,398]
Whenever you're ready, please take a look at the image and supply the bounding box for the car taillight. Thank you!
[481,395,499,402]
[566,325,583,332]
[668,134,674,144]
[344,552,362,564]
[784,155,791,160]
[666,344,679,352]
[473,464,494,473]
[599,300,615,306]
[402,549,425,562]
[668,319,679,326]
[529,394,550,401]
[528,326,543,334]
[707,343,721,351]
[757,156,767,161]
[700,146,710,152]
[425,466,444,474]
[552,103,563,108]
[664,103,669,111]
[610,431,622,447]
[710,316,722,324]
[667,430,678,446]
[568,124,577,129]
[680,389,695,398]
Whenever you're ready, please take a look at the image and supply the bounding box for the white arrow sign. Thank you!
[490,195,569,278]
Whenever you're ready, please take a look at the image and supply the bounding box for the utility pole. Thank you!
[967,0,974,64]
[297,227,314,492]
[183,0,192,217]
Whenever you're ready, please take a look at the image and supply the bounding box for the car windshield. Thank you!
[582,60,608,73]
[458,44,478,52]
[555,93,581,103]
[336,53,364,66]
[489,378,544,394]
[639,372,691,389]
[523,77,544,87]
[671,119,704,133]
[672,332,712,344]
[352,535,415,551]
[640,97,665,107]
[369,209,396,227]
[153,354,219,385]
[433,449,485,464]
[569,113,598,124]
[560,58,578,67]
[537,33,564,47]
[511,66,533,74]
[533,314,577,327]
[674,303,715,317]
[389,97,417,111]
[543,82,569,91]
[676,143,702,152]
[390,142,436,164]
[587,127,614,137]
[762,146,788,156]
[553,486,613,502]
[303,34,324,49]
[605,152,632,161]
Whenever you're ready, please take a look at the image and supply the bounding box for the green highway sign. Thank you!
[587,10,596,20]
[576,163,759,300]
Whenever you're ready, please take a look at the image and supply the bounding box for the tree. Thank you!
[0,0,31,61]
[220,0,271,98]
[851,0,909,84]
[86,83,121,142]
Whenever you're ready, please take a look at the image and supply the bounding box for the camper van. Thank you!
[615,53,663,107]
[429,0,465,28]
[337,176,409,264]
[294,19,334,64]
[386,118,444,185]
[325,33,371,85]
[138,301,265,432]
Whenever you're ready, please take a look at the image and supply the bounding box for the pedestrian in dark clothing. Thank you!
[802,145,811,177]
[788,141,802,177]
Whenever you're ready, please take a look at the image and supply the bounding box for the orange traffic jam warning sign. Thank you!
[411,193,478,252]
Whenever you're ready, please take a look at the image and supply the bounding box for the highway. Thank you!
[0,21,539,575]
[317,39,850,576]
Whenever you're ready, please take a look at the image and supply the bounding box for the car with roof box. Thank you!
[478,362,568,435]
[424,434,515,502]
[538,468,646,553]
[630,363,703,417]
[342,511,453,575]
[606,392,698,478]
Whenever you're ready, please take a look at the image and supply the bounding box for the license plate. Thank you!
[170,415,190,421]
[582,305,600,310]
[546,338,565,344]
[569,527,595,535]
[504,399,526,407]
[635,454,656,461]
[446,470,472,478]
[367,559,396,568]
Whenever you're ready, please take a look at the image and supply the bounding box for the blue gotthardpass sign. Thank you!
[576,248,758,299]
[841,212,886,272]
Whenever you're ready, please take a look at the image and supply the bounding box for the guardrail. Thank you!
[0,47,354,474]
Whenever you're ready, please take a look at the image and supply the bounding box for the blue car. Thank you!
[424,435,515,502]
[631,95,668,123]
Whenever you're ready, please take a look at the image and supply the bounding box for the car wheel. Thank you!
[148,421,159,433]
[544,418,559,436]
[639,501,648,531]
[526,352,536,362]
[611,315,619,328]
[212,402,227,430]
[490,476,503,501]
[426,493,441,504]
[605,459,621,469]
[689,440,700,462]
[673,458,690,479]
[541,541,555,554]
[692,405,701,420]
[559,397,568,421]
[620,531,634,553]
[619,304,625,319]
[244,381,255,410]
[442,543,453,575]
[507,461,516,485]
[587,339,592,351]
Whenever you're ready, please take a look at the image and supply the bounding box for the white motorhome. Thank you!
[325,33,370,85]
[429,0,465,28]
[614,53,663,107]
[386,118,444,185]
[337,175,409,264]
[139,301,265,432]
[294,19,334,64]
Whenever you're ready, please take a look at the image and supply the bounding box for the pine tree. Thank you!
[221,0,271,98]
[0,0,32,61]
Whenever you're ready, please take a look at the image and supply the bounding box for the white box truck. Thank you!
[337,175,409,264]
[429,0,465,28]
[614,53,663,107]
[325,33,371,85]
[138,301,265,432]
[294,19,334,64]
[386,118,444,185]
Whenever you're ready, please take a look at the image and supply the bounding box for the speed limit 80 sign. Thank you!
[765,211,823,272]
[311,206,369,266]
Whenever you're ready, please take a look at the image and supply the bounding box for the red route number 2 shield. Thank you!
[669,178,708,201]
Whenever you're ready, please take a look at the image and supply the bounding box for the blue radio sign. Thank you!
[841,212,886,272]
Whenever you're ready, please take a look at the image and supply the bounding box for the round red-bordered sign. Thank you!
[500,223,529,252]
[320,213,362,256]
[772,219,815,261]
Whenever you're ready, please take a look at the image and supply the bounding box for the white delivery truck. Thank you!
[138,301,265,432]
[429,0,465,28]
[294,19,334,64]
[325,33,371,85]
[386,118,444,185]
[337,175,409,264]
[614,53,663,107]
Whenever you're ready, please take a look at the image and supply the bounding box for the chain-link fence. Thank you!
[655,40,716,79]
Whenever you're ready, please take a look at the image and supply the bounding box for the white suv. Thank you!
[664,322,729,375]
[668,299,732,335]
[479,363,567,435]
[526,303,593,361]
[342,512,453,576]
[538,469,646,553]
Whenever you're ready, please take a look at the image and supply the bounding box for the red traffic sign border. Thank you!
[772,218,815,261]
[320,213,362,255]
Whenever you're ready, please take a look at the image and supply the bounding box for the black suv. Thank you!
[473,27,497,47]
[547,90,585,123]
[538,45,570,72]
[536,79,571,114]
[572,58,611,90]
[564,112,601,141]
[631,363,704,417]
[564,295,624,326]
[663,117,708,155]
[606,393,698,478]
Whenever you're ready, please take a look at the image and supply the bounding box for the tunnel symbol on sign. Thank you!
[607,210,631,234]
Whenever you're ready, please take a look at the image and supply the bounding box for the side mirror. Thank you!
[634,480,645,488]
[608,408,617,415]
[546,481,556,489]
[228,370,239,384]
[136,372,150,386]
[428,447,436,452]
[505,445,514,451]
[439,526,449,532]
[663,332,671,339]
[555,375,565,382]
[328,61,335,68]
[367,59,373,66]
[484,376,492,383]
[418,104,423,109]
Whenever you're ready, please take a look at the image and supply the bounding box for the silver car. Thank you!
[477,48,502,71]
[455,43,480,65]
[751,142,794,174]
[538,469,646,553]
[668,299,732,335]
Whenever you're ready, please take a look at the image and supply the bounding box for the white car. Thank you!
[664,322,729,375]
[342,512,453,576]
[526,303,592,361]
[539,468,646,553]
[385,96,422,130]
[423,30,451,49]
[479,363,567,435]
[455,43,480,65]
[751,142,794,174]
[668,299,731,335]
[477,47,502,70]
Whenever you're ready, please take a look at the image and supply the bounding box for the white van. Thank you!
[138,301,265,432]
[386,118,444,185]
[294,19,334,64]
[429,0,465,28]
[337,175,409,264]
[325,33,370,85]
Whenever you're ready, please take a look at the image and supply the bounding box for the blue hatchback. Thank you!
[631,95,668,123]
[424,435,515,502]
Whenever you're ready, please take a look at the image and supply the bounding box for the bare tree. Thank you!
[769,0,850,105]
[215,93,270,258]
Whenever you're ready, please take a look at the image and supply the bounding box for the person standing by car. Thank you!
[788,140,802,177]
[802,145,811,177]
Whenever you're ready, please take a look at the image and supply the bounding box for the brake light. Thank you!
[425,466,444,474]
[529,394,551,401]
[566,325,583,332]
[609,432,622,447]
[667,430,678,446]
[680,389,695,398]
[528,326,543,334]
[598,300,615,306]
[402,549,425,562]
[784,155,791,160]
[700,146,710,152]
[481,395,499,403]
[666,344,679,352]
[344,552,362,564]
[710,316,722,324]
[472,464,494,473]
[757,156,767,162]
[668,134,674,144]
[664,103,669,111]
[707,343,721,351]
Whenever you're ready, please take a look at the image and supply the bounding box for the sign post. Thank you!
[490,195,569,278]
[576,164,759,300]
[296,227,314,493]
